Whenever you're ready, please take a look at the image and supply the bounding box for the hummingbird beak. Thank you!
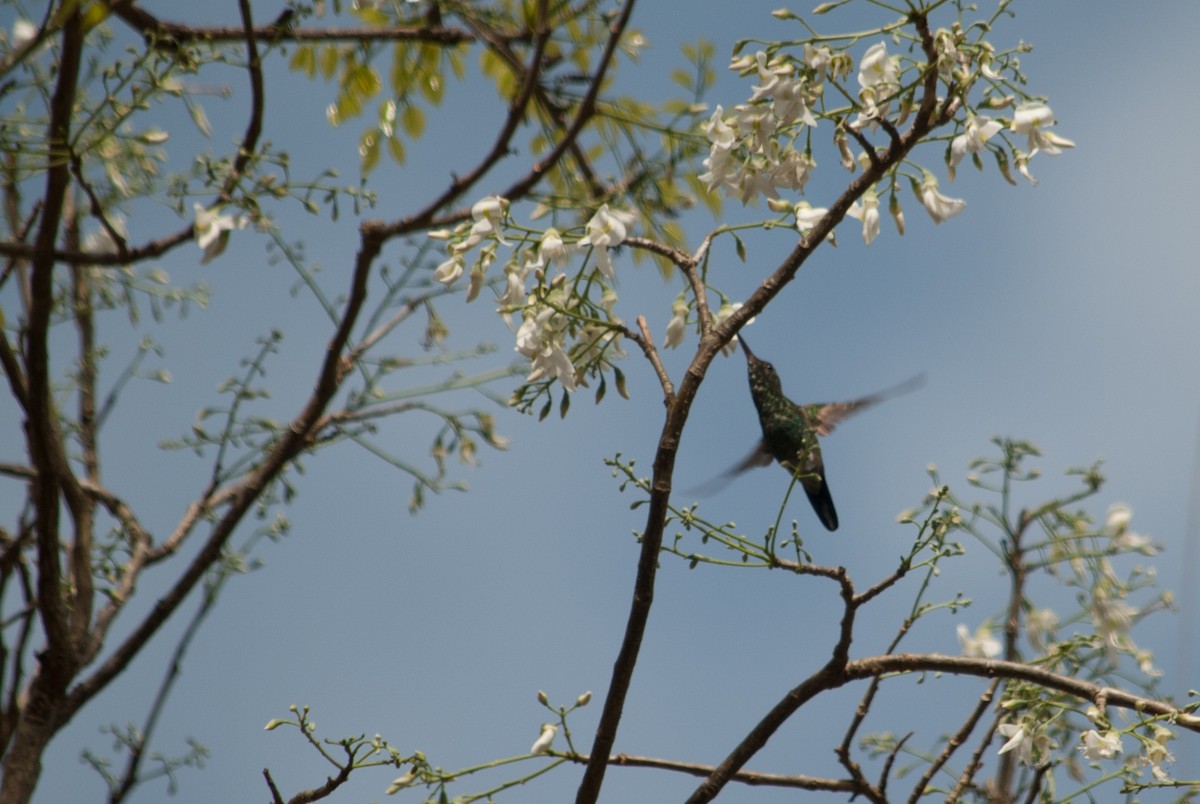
[738,335,756,361]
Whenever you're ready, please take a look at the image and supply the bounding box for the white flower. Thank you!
[858,42,899,90]
[1139,726,1175,781]
[515,300,577,391]
[750,51,817,128]
[193,203,247,264]
[917,173,966,223]
[803,44,832,74]
[997,722,1050,766]
[771,147,815,193]
[997,723,1029,759]
[713,301,755,356]
[434,254,465,286]
[847,189,880,245]
[1104,503,1132,531]
[12,18,37,49]
[1013,150,1038,185]
[663,296,688,349]
[1011,102,1075,157]
[1025,608,1058,653]
[579,205,634,278]
[949,114,1003,178]
[1078,729,1123,760]
[538,227,573,266]
[496,267,527,312]
[957,622,1001,659]
[794,202,828,237]
[471,195,509,242]
[703,105,737,150]
[385,770,418,795]
[530,723,557,755]
[1103,503,1155,554]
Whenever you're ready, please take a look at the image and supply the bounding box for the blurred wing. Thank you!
[687,441,774,497]
[808,373,926,437]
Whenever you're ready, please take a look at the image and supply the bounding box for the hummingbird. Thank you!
[701,336,923,532]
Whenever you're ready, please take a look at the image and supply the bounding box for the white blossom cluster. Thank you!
[697,28,1074,252]
[961,504,1175,784]
[430,199,633,397]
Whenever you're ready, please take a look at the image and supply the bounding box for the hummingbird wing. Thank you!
[687,441,774,496]
[806,373,925,437]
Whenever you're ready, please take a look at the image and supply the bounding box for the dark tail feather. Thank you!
[803,479,839,532]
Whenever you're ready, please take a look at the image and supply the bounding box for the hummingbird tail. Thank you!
[804,479,839,532]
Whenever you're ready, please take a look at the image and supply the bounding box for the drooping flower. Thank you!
[1078,729,1123,761]
[515,293,577,392]
[917,173,966,223]
[433,254,465,286]
[803,43,832,74]
[949,114,1004,179]
[385,770,418,795]
[470,195,509,243]
[794,202,829,239]
[193,203,247,264]
[663,296,689,349]
[1011,102,1075,157]
[771,147,816,193]
[749,51,817,128]
[996,721,1051,766]
[529,723,557,755]
[847,189,880,245]
[858,42,899,90]
[1138,726,1175,781]
[1104,503,1156,554]
[579,205,634,278]
[12,18,37,49]
[956,622,1001,659]
[713,300,754,356]
[496,266,527,313]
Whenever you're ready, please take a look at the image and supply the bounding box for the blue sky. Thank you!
[3,1,1199,801]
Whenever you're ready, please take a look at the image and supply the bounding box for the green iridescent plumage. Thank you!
[707,336,923,532]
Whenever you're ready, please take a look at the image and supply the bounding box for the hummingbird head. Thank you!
[738,336,782,397]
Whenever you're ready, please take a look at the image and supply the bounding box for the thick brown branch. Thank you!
[2,10,88,801]
[104,0,518,47]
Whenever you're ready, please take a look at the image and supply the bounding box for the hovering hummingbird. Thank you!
[700,336,923,532]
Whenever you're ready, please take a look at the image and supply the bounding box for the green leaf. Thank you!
[289,44,315,77]
[402,104,425,138]
[359,130,380,174]
[732,232,746,262]
[559,389,571,419]
[319,45,340,80]
[387,134,406,165]
[349,65,382,98]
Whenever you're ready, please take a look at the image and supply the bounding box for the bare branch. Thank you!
[907,679,1000,804]
[563,751,869,793]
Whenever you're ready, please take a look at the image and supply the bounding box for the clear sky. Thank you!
[3,1,1199,802]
